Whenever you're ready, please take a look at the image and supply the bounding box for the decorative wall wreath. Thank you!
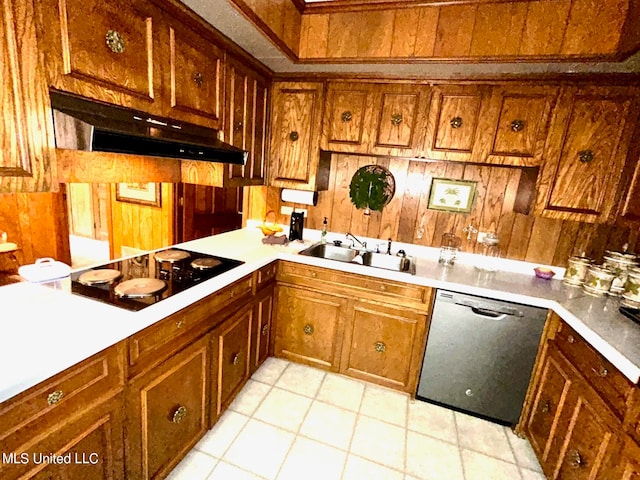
[349,165,396,215]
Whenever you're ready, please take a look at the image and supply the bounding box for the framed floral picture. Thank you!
[427,178,477,213]
[116,183,162,207]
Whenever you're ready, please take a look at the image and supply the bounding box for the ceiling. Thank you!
[182,0,640,76]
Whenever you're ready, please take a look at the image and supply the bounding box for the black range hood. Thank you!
[50,91,247,165]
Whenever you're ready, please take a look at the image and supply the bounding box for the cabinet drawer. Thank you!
[555,323,634,419]
[128,275,253,375]
[255,261,277,291]
[278,262,429,306]
[0,342,125,441]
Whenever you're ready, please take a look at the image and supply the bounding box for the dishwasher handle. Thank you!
[470,306,508,320]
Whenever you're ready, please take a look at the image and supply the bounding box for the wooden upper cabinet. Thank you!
[1,0,55,192]
[370,84,430,157]
[269,81,326,191]
[422,85,489,162]
[536,86,640,223]
[323,82,373,153]
[163,20,223,128]
[39,0,163,113]
[223,57,269,187]
[476,85,559,166]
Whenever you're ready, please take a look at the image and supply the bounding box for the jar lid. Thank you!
[604,254,638,266]
[587,265,615,277]
[568,256,591,264]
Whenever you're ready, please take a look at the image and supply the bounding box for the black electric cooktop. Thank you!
[70,248,243,311]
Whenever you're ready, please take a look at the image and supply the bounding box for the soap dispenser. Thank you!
[321,217,328,243]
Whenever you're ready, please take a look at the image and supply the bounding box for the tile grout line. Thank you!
[453,412,468,480]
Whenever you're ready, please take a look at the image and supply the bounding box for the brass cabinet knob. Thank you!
[380,284,386,291]
[176,319,185,329]
[568,449,584,468]
[232,353,241,365]
[510,119,525,132]
[105,30,125,54]
[234,121,243,132]
[567,335,575,344]
[391,113,403,126]
[193,72,204,87]
[450,117,463,129]
[47,390,64,405]
[303,324,314,335]
[341,111,352,122]
[541,400,551,414]
[289,131,299,141]
[597,365,609,377]
[374,341,386,353]
[578,150,594,163]
[261,324,269,336]
[311,272,317,278]
[172,405,187,424]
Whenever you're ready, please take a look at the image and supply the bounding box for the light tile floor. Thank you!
[167,358,546,480]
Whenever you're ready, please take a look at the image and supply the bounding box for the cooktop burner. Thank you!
[70,248,244,311]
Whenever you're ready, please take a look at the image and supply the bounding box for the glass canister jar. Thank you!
[438,231,461,266]
[563,256,591,286]
[476,232,501,272]
[582,265,615,296]
[603,252,639,295]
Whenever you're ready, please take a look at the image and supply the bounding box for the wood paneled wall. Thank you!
[0,192,70,269]
[247,154,638,267]
[109,183,174,258]
[297,1,638,61]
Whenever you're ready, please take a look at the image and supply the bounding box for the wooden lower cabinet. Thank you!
[125,335,209,480]
[211,304,252,422]
[341,300,427,393]
[250,283,274,375]
[526,342,626,479]
[274,285,346,371]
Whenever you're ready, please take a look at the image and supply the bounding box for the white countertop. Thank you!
[2,225,639,404]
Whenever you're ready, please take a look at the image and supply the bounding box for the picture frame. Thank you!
[427,178,477,213]
[115,183,162,207]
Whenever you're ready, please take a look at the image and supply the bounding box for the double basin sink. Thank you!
[299,242,416,274]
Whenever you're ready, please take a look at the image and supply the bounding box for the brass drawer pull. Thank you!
[193,72,204,87]
[234,121,243,132]
[541,400,551,414]
[105,30,125,54]
[568,449,584,468]
[567,334,575,344]
[311,272,317,278]
[172,405,187,424]
[341,111,352,122]
[450,116,463,129]
[578,150,594,163]
[261,324,269,336]
[303,324,314,335]
[232,353,241,365]
[390,113,403,126]
[379,284,387,291]
[510,119,525,132]
[47,390,64,405]
[596,365,609,377]
[176,319,185,329]
[374,341,386,353]
[230,290,236,298]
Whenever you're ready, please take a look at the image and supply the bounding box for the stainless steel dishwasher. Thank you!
[417,289,547,425]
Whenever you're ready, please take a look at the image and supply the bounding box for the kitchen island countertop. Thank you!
[2,226,639,404]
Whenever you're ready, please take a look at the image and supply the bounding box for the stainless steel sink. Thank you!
[298,243,415,274]
[361,251,415,274]
[298,243,360,262]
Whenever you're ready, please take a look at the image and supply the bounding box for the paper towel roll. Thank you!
[280,189,318,206]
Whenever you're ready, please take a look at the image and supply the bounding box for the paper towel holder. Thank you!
[280,189,318,206]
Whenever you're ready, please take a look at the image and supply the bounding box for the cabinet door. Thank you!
[526,344,574,468]
[164,21,223,128]
[251,284,274,375]
[536,86,640,223]
[369,84,431,157]
[126,336,209,480]
[477,85,558,166]
[621,437,640,480]
[211,304,252,421]
[39,0,163,113]
[269,82,325,190]
[341,300,427,392]
[423,85,489,162]
[274,285,345,371]
[224,58,268,186]
[323,82,373,153]
[1,0,55,192]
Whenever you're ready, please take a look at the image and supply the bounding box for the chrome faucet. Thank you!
[345,232,367,250]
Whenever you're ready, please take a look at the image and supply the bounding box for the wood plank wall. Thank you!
[298,0,633,61]
[0,192,71,269]
[247,154,638,267]
[109,183,174,258]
